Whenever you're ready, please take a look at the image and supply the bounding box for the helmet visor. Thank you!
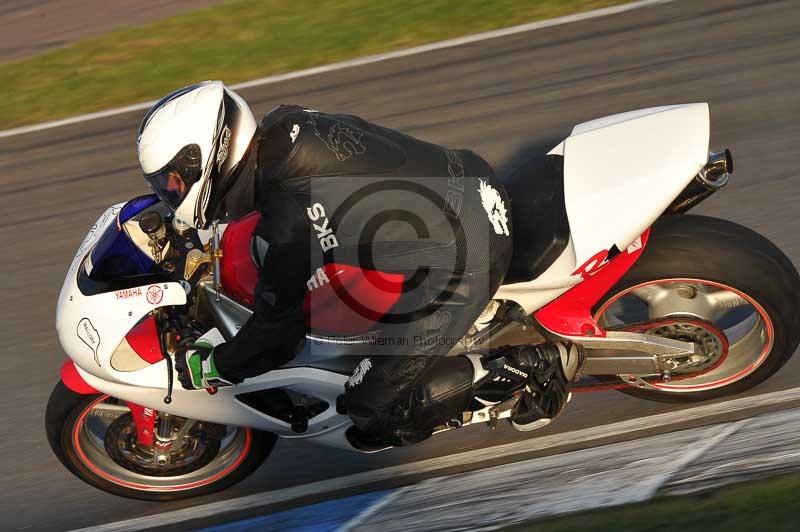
[143,144,203,210]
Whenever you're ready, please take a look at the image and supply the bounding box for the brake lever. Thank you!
[157,320,175,404]
[162,353,174,404]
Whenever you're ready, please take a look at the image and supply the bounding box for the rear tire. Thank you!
[593,215,800,402]
[45,381,275,501]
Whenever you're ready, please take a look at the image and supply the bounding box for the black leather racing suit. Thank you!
[208,105,513,444]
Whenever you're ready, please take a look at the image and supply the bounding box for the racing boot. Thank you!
[507,343,582,431]
[470,343,582,431]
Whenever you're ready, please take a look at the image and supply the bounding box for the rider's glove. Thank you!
[175,340,233,391]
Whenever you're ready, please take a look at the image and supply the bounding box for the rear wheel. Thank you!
[593,215,800,402]
[45,382,275,500]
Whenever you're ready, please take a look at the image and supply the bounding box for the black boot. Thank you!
[507,343,579,431]
[344,356,475,450]
[472,343,581,431]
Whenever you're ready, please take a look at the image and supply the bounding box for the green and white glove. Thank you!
[176,340,233,390]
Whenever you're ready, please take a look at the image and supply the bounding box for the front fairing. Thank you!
[56,201,187,387]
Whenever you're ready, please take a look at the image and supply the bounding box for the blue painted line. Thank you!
[199,489,394,532]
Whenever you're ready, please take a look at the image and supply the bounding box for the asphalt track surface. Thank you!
[1,0,799,529]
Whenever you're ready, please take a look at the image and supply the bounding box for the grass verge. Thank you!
[504,474,800,532]
[0,0,632,129]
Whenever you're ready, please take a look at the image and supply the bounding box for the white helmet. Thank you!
[137,81,257,228]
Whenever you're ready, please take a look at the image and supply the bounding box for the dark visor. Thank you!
[143,144,203,210]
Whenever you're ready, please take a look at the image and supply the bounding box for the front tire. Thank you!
[593,215,800,402]
[45,382,275,501]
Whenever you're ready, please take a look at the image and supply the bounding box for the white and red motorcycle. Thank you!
[47,104,800,500]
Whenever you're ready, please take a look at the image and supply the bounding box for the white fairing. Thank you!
[58,208,354,448]
[73,328,353,447]
[564,103,709,266]
[497,104,710,313]
[57,206,187,386]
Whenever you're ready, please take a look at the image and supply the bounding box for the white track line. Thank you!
[70,385,800,532]
[0,0,674,140]
[636,419,748,498]
[340,485,414,532]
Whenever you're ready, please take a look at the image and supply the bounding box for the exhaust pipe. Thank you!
[665,148,733,214]
[697,148,733,189]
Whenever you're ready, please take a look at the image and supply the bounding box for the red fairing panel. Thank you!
[61,316,164,391]
[220,211,261,307]
[126,315,164,364]
[60,360,99,395]
[534,230,650,337]
[220,213,405,335]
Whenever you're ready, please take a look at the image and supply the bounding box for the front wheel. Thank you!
[45,382,275,500]
[593,215,800,402]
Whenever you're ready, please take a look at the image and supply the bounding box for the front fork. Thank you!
[126,405,197,464]
[62,360,167,449]
[127,403,156,447]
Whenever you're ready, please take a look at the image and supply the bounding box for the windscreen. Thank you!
[85,195,160,281]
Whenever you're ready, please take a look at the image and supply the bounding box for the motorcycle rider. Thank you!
[136,80,579,446]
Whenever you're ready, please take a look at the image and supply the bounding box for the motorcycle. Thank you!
[46,103,800,500]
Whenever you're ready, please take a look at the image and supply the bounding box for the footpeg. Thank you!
[290,404,309,433]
